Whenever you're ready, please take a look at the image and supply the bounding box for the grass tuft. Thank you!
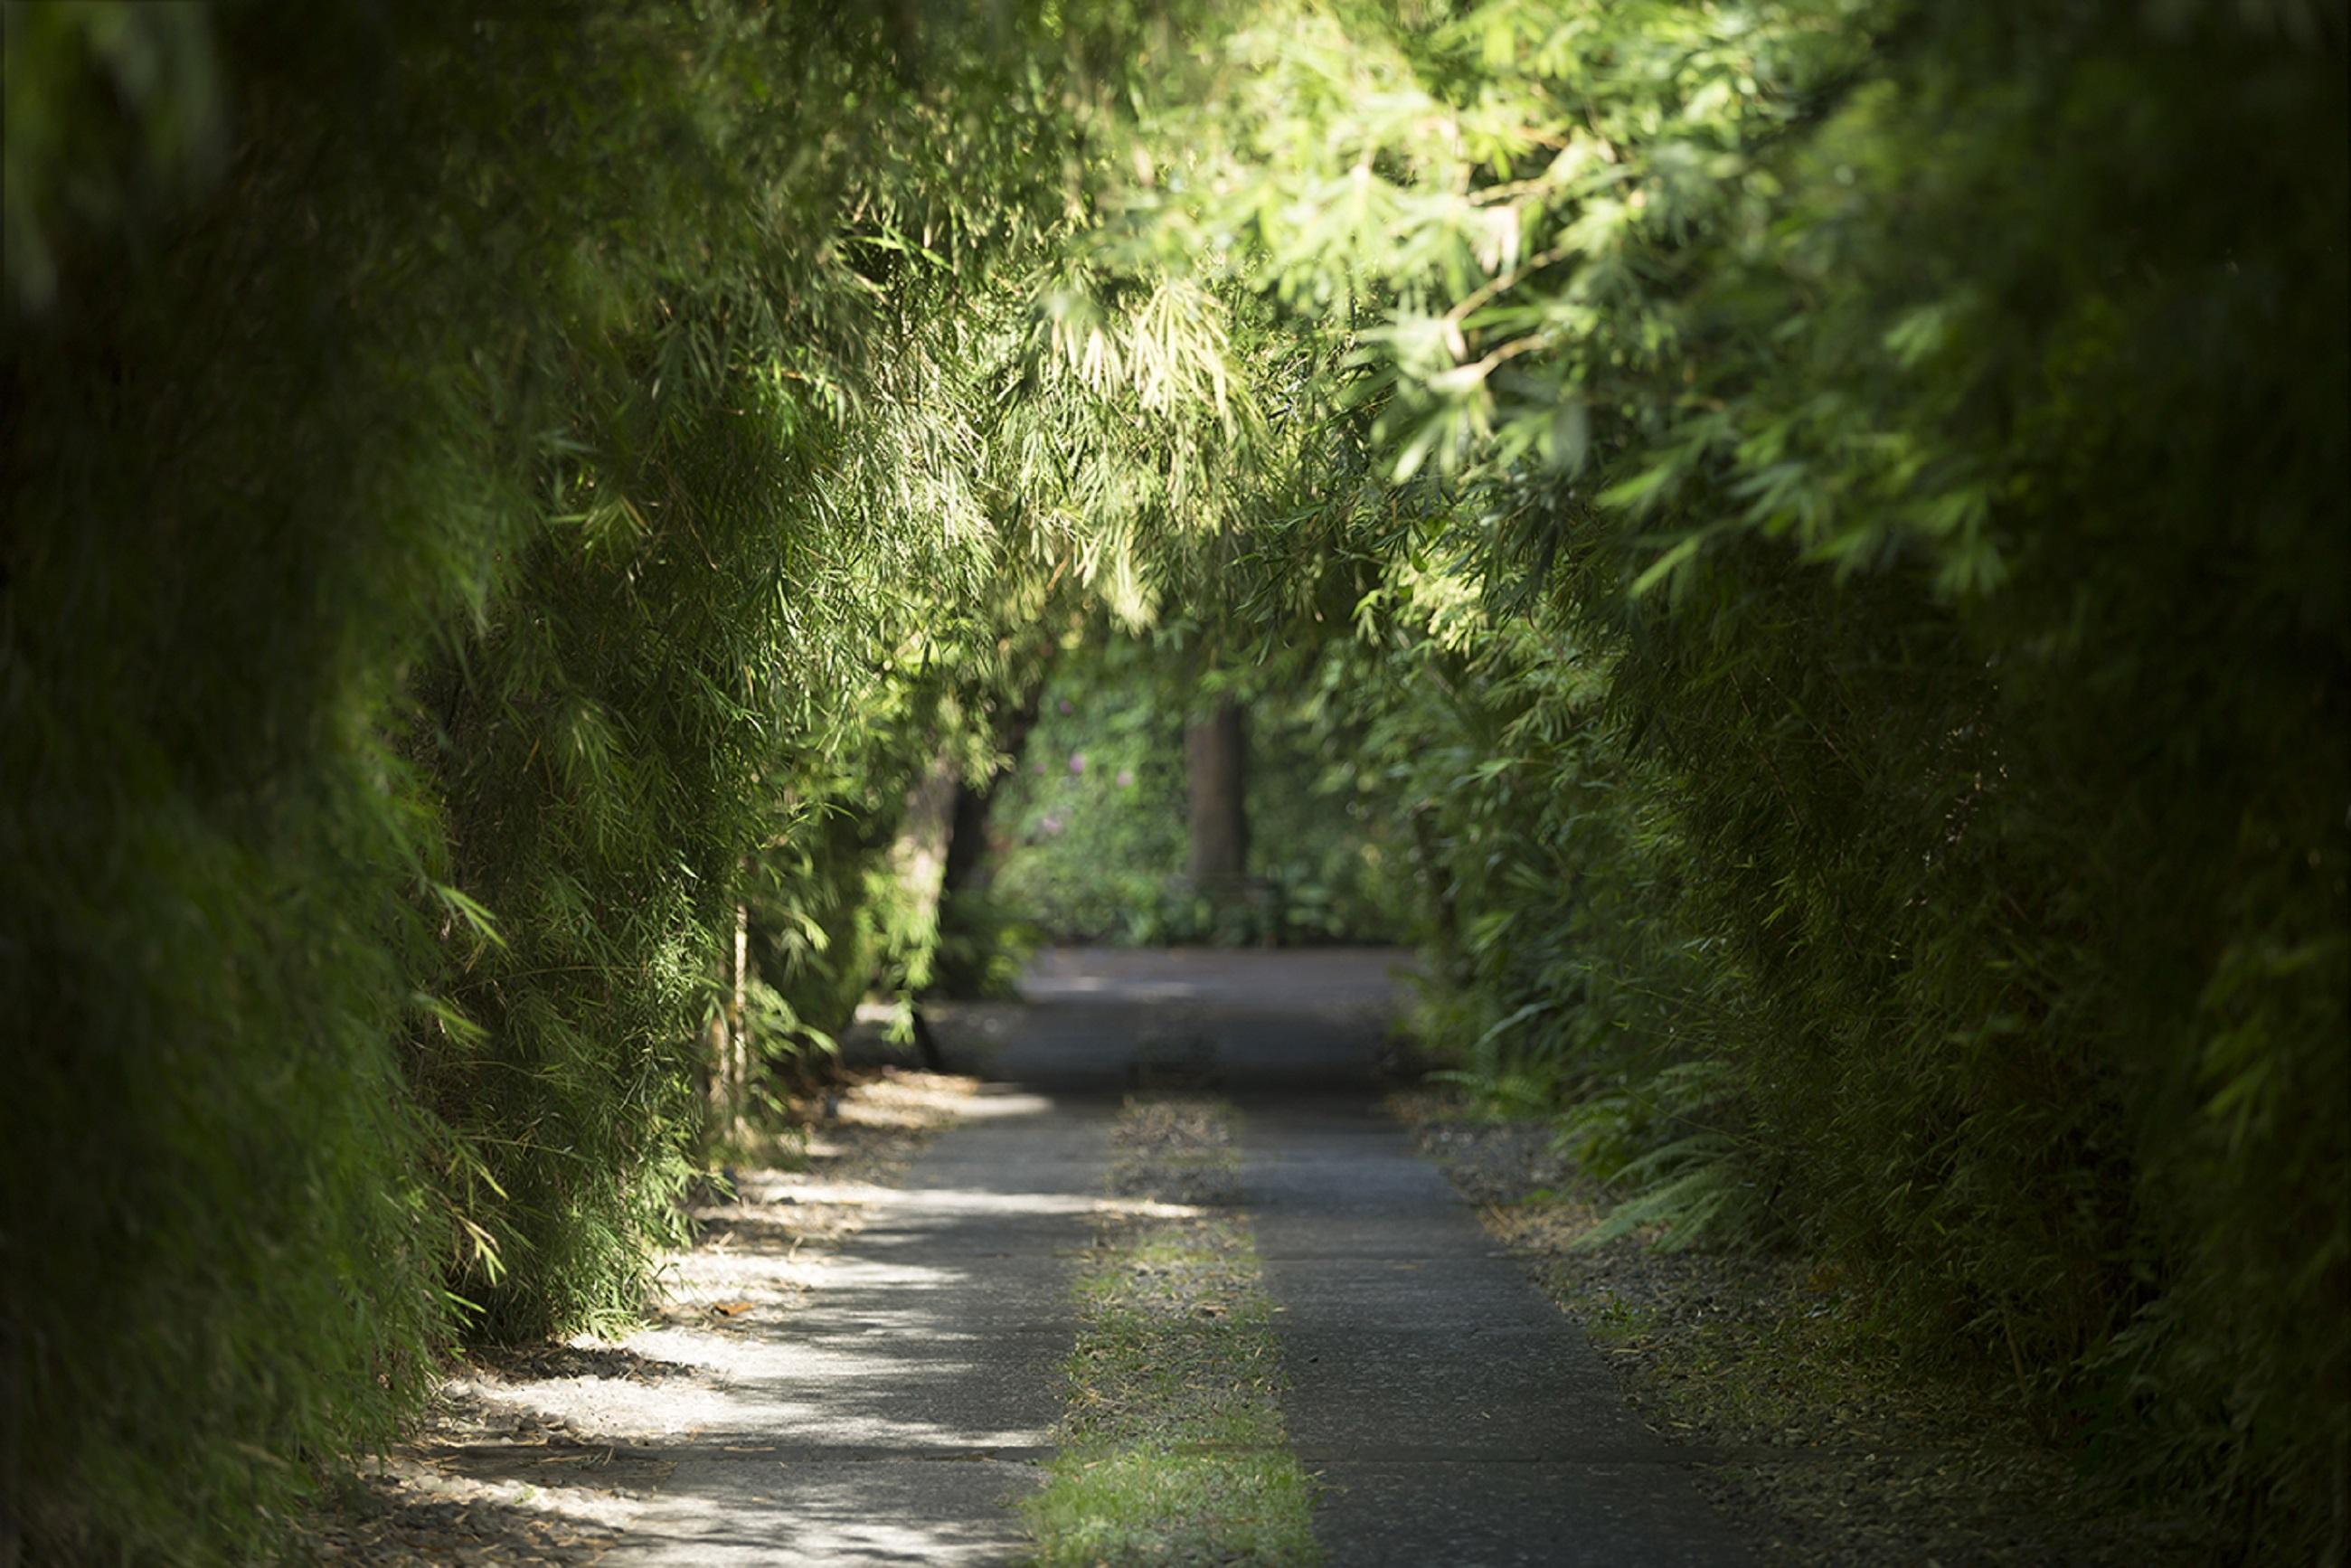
[1025,1095,1320,1566]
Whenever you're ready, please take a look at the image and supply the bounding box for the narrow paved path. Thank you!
[614,948,1739,1563]
[614,1091,1109,1565]
[1247,1098,1744,1565]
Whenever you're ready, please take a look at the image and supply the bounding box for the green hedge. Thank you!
[2,4,1100,1556]
[5,2,2341,1560]
[1128,2,2346,1549]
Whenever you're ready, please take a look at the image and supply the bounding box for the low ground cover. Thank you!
[1026,1096,1319,1566]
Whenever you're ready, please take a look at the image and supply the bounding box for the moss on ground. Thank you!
[1025,1096,1320,1567]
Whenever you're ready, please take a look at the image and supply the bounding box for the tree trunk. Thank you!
[729,897,750,1115]
[889,751,959,991]
[708,896,751,1145]
[1185,698,1249,888]
[941,681,1044,901]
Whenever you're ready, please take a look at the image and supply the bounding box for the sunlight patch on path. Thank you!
[299,1071,993,1565]
[609,1082,1112,1565]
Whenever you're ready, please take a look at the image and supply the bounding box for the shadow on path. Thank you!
[924,944,1411,1094]
[608,1087,1110,1567]
[927,947,1745,1565]
[615,946,1742,1565]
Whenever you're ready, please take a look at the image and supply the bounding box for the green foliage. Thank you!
[1,2,1163,1556]
[990,631,1194,941]
[1087,0,2346,1551]
[4,0,2342,1560]
[987,624,1409,945]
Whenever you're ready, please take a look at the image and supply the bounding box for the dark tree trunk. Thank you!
[1185,698,1249,887]
[941,680,1044,901]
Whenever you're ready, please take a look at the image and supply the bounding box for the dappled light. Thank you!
[4,2,2342,1564]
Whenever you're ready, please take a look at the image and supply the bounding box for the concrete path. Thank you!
[620,948,1741,1564]
[610,1090,1109,1566]
[922,945,1404,1092]
[1247,1098,1745,1566]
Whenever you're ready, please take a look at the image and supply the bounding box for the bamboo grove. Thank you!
[3,2,2344,1562]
